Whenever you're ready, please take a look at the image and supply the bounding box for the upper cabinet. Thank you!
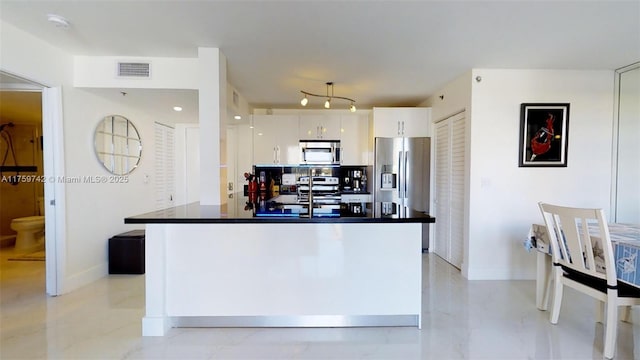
[299,114,342,140]
[252,115,300,165]
[251,112,372,166]
[340,114,370,165]
[370,107,431,138]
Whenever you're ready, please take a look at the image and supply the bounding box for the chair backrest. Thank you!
[538,202,617,286]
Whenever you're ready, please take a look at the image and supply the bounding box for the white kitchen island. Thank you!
[125,201,434,336]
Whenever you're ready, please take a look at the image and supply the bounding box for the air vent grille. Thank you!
[117,62,151,78]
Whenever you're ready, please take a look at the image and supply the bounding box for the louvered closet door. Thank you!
[449,114,465,268]
[434,120,451,261]
[155,123,175,210]
[433,111,466,269]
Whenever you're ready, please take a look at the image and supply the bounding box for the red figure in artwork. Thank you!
[530,113,555,161]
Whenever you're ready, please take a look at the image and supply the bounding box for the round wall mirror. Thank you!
[94,115,142,175]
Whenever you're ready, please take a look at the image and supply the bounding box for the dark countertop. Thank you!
[125,194,435,225]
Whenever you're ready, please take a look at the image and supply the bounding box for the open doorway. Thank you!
[0,71,64,296]
[0,79,46,299]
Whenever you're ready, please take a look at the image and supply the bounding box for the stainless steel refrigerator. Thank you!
[374,137,431,250]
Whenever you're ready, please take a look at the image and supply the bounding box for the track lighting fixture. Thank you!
[300,82,356,112]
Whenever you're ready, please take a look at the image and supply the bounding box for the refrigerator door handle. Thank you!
[398,150,403,198]
[404,150,409,198]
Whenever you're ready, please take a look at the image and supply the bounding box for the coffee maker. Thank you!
[351,169,363,192]
[341,167,367,192]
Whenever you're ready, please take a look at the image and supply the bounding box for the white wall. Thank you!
[420,70,472,122]
[198,48,226,205]
[1,20,161,293]
[0,21,71,88]
[74,56,199,89]
[425,69,615,280]
[63,89,164,284]
[468,69,614,280]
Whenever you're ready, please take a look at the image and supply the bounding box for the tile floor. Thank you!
[1,247,639,359]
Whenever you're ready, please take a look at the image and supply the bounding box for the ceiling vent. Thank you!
[117,62,151,78]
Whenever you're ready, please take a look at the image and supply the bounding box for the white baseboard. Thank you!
[63,262,108,294]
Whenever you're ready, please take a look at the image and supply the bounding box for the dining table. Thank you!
[528,222,640,310]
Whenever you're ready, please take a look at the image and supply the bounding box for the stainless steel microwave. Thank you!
[299,140,341,165]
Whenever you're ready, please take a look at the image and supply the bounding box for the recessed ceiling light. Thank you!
[234,115,242,120]
[173,106,183,112]
[47,14,70,29]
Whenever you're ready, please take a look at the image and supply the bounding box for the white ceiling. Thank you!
[1,0,638,111]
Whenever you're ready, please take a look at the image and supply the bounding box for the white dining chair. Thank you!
[538,202,640,359]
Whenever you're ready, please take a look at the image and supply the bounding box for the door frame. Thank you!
[1,71,66,296]
[42,87,66,295]
[610,62,640,223]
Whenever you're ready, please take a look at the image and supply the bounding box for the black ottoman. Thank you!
[108,230,145,274]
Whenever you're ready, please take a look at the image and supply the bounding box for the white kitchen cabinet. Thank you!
[252,115,299,165]
[340,114,370,165]
[371,107,431,138]
[299,114,342,140]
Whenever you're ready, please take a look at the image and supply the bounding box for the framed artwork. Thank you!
[519,103,570,167]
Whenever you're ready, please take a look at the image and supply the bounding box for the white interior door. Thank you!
[449,113,466,268]
[433,111,466,269]
[434,120,451,262]
[154,122,175,210]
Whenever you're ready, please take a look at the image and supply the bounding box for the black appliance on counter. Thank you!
[339,166,369,193]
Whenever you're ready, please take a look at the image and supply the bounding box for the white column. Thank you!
[198,48,227,205]
[142,224,170,336]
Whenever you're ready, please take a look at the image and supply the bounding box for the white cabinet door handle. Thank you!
[401,121,405,135]
[397,121,401,136]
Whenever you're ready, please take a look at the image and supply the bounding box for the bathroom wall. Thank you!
[0,122,44,238]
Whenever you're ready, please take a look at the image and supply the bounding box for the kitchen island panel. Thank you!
[143,222,422,335]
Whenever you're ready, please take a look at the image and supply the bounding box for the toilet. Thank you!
[10,197,45,251]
